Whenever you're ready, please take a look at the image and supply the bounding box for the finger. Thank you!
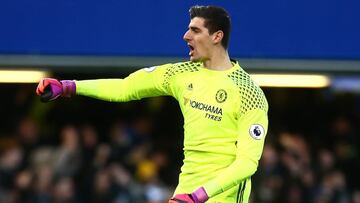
[36,87,41,95]
[37,79,50,95]
[40,85,53,102]
[36,82,44,95]
[169,198,186,203]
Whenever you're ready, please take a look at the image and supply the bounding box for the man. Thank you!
[36,5,268,203]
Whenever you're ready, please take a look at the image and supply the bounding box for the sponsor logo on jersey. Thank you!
[249,124,265,140]
[189,100,223,115]
[185,99,223,121]
[216,89,227,103]
[143,66,157,72]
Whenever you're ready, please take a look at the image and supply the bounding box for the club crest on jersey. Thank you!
[249,124,265,140]
[215,89,227,103]
[143,66,157,72]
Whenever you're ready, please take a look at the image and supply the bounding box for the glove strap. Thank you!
[61,80,76,97]
[191,187,209,203]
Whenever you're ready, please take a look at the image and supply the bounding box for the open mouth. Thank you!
[188,44,195,56]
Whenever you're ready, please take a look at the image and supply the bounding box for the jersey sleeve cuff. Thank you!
[203,179,223,198]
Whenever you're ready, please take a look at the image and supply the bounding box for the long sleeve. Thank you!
[75,64,173,102]
[203,108,268,198]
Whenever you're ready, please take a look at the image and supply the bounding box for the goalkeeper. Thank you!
[36,5,268,203]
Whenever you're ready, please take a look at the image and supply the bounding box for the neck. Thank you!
[203,49,232,71]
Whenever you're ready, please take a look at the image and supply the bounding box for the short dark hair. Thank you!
[189,5,231,49]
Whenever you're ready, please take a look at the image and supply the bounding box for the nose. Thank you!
[183,30,190,41]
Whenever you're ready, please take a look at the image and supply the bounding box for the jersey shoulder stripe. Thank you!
[227,67,268,116]
[162,61,201,91]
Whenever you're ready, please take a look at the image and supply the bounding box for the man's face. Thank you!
[183,17,213,62]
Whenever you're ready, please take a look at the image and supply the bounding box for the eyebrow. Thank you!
[189,26,201,32]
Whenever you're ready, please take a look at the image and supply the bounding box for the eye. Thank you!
[190,27,201,33]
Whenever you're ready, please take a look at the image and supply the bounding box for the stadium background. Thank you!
[0,0,360,202]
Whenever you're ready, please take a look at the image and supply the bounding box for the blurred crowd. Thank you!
[0,84,360,203]
[253,116,360,203]
[0,116,174,203]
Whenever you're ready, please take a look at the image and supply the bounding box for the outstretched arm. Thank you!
[36,64,173,102]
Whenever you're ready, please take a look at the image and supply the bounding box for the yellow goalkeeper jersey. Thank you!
[76,60,268,203]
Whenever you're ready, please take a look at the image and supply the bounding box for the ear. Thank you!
[212,30,224,45]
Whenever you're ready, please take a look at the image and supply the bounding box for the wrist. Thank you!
[60,80,76,97]
[191,187,209,203]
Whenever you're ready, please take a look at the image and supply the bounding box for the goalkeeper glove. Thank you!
[36,78,76,102]
[169,187,208,203]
